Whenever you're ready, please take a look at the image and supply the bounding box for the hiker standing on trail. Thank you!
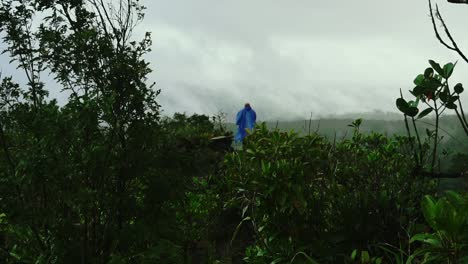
[235,103,256,143]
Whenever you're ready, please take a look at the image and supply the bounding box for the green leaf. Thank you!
[429,60,444,76]
[426,128,433,137]
[361,251,370,263]
[242,205,249,217]
[271,258,283,264]
[396,98,409,114]
[446,102,457,109]
[9,251,21,260]
[445,191,464,205]
[406,107,419,117]
[410,233,441,247]
[351,249,357,260]
[448,95,459,104]
[443,62,455,79]
[423,78,442,90]
[412,86,425,97]
[231,217,251,246]
[439,90,449,103]
[413,74,425,86]
[417,108,433,119]
[422,195,437,228]
[246,149,255,154]
[424,68,434,78]
[454,83,464,94]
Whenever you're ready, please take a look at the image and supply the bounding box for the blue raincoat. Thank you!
[235,106,256,142]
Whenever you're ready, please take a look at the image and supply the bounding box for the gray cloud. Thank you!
[141,0,468,120]
[1,0,468,121]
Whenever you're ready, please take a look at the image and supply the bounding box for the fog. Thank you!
[1,0,468,121]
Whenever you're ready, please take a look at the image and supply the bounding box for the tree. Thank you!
[0,0,164,262]
[423,0,468,136]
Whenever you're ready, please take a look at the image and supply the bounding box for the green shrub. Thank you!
[224,122,435,263]
[410,191,468,263]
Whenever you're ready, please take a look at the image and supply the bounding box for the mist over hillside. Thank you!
[224,114,467,174]
[226,114,467,150]
[228,114,460,135]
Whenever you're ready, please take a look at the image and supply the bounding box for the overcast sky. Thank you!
[1,0,468,120]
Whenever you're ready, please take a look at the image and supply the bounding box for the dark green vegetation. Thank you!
[0,0,467,263]
[224,124,435,263]
[226,116,467,176]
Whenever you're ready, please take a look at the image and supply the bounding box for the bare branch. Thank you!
[447,0,468,4]
[435,5,468,63]
[428,0,468,63]
[429,0,456,50]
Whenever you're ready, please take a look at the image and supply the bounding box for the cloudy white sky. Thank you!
[1,0,468,120]
[141,0,468,120]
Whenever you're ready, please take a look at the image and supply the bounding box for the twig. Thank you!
[411,117,423,165]
[429,0,468,63]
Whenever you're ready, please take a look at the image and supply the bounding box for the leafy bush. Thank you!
[396,60,467,173]
[223,122,435,263]
[0,0,463,263]
[410,191,468,263]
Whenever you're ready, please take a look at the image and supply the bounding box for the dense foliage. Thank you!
[0,0,225,262]
[0,0,466,263]
[222,123,435,263]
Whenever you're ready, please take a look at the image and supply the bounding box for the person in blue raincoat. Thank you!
[235,103,256,143]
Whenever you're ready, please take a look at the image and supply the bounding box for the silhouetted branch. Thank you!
[429,0,468,63]
[447,0,468,4]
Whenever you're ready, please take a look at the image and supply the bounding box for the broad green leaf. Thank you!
[413,74,425,86]
[417,108,433,119]
[410,233,441,247]
[446,102,457,109]
[443,62,455,79]
[9,251,21,260]
[422,195,437,228]
[412,86,425,96]
[429,60,444,76]
[445,191,464,207]
[448,95,459,104]
[361,251,370,263]
[271,258,283,264]
[424,68,434,78]
[423,78,442,90]
[406,107,419,117]
[439,90,449,103]
[396,98,409,114]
